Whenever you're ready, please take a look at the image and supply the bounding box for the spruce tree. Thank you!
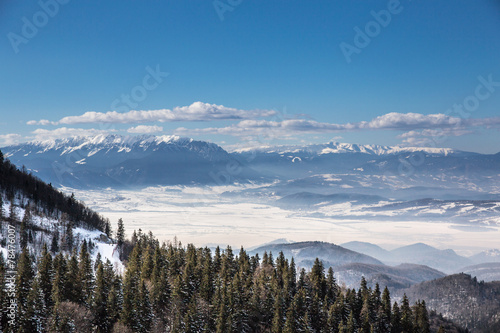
[67,251,81,303]
[50,231,60,253]
[107,273,123,328]
[380,286,392,331]
[9,198,17,223]
[391,302,402,333]
[283,301,297,333]
[63,221,74,252]
[78,240,94,307]
[21,277,46,333]
[414,300,430,333]
[37,244,54,309]
[271,291,284,333]
[15,248,34,332]
[92,262,111,333]
[20,209,30,249]
[138,281,153,333]
[51,253,69,305]
[401,294,414,333]
[117,218,125,249]
[121,251,141,331]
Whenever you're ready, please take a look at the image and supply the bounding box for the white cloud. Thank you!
[361,112,464,129]
[27,102,277,125]
[27,119,52,126]
[127,125,163,134]
[174,113,500,140]
[31,127,115,141]
[0,134,23,146]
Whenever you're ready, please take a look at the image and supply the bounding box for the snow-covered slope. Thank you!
[0,197,123,272]
[2,134,262,188]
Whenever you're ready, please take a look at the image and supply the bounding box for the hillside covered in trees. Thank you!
[0,150,110,233]
[2,230,438,333]
[401,274,500,332]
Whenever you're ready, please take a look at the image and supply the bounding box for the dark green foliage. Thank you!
[37,245,54,309]
[116,218,125,248]
[50,230,60,253]
[5,230,432,332]
[63,220,74,252]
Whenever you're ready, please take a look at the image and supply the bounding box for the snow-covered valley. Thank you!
[66,185,500,256]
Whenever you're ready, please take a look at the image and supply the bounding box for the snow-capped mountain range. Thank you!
[2,134,259,188]
[5,134,228,163]
[2,134,500,195]
[232,141,460,156]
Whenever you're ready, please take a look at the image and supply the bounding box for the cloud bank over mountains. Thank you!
[1,101,498,150]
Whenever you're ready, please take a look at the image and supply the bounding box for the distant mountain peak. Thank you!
[1,134,256,188]
[232,141,459,156]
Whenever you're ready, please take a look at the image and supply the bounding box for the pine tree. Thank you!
[107,274,123,327]
[52,253,69,305]
[121,250,142,331]
[78,240,94,307]
[414,300,430,333]
[50,230,60,253]
[346,310,356,333]
[21,277,46,333]
[104,219,111,237]
[20,208,30,249]
[151,265,171,316]
[310,258,326,299]
[401,294,414,333]
[63,221,74,252]
[37,244,54,309]
[117,218,125,248]
[326,266,338,303]
[92,262,111,333]
[360,297,372,333]
[140,245,154,281]
[309,293,324,332]
[283,301,297,333]
[67,251,81,303]
[15,248,34,332]
[379,286,392,331]
[391,302,402,333]
[138,281,153,333]
[9,198,17,223]
[271,291,284,333]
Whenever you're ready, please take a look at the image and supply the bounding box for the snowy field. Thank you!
[66,186,500,256]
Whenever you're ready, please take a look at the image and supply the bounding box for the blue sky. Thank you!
[1,0,499,153]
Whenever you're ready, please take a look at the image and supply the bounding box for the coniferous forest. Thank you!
[0,228,434,333]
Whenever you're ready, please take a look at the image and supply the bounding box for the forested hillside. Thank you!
[401,274,500,332]
[2,230,436,332]
[0,150,110,232]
